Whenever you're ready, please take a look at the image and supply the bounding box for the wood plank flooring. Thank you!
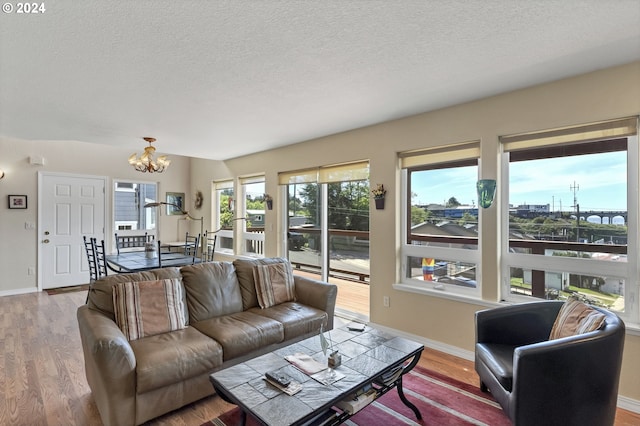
[1,289,638,425]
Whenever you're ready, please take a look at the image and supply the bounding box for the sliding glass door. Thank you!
[281,162,370,319]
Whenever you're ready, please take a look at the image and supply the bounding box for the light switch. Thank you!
[25,222,36,230]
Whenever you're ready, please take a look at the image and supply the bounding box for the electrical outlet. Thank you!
[383,296,390,307]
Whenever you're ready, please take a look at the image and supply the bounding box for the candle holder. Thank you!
[328,350,342,368]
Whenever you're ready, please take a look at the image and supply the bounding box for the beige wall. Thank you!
[0,137,202,293]
[191,61,640,402]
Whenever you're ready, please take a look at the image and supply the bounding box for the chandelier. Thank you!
[128,137,171,173]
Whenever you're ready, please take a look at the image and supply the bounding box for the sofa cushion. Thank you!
[549,298,606,340]
[253,262,296,309]
[249,302,327,340]
[181,262,243,322]
[475,343,517,392]
[88,267,183,319]
[129,326,223,393]
[112,278,187,341]
[233,257,290,310]
[192,311,284,360]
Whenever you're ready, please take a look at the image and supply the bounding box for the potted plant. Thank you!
[371,184,386,210]
[264,193,273,210]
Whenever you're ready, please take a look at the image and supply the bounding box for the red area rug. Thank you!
[203,365,511,425]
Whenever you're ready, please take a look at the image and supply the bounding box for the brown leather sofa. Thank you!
[77,258,337,426]
[475,300,625,426]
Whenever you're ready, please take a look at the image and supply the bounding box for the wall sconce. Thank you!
[477,179,497,208]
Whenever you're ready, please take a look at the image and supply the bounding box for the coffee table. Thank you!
[209,325,424,425]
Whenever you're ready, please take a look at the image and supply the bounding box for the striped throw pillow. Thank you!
[112,278,186,341]
[253,262,295,309]
[549,298,606,340]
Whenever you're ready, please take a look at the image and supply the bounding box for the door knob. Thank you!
[43,239,50,243]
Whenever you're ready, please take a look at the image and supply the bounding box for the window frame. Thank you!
[239,175,266,258]
[500,121,638,322]
[213,180,235,255]
[112,179,158,239]
[399,143,483,298]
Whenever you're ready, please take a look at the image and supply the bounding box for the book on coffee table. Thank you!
[263,372,302,396]
[284,352,327,375]
[311,368,345,386]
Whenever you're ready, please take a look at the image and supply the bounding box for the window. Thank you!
[501,117,638,320]
[240,176,266,257]
[400,142,481,296]
[279,161,371,318]
[214,180,234,253]
[113,180,157,241]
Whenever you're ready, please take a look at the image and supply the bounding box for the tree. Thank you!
[458,212,476,226]
[297,181,370,230]
[446,197,461,207]
[219,192,234,228]
[411,206,427,225]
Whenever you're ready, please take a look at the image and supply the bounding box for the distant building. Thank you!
[246,209,265,227]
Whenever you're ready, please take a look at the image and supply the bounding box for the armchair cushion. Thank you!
[112,278,186,341]
[549,298,606,340]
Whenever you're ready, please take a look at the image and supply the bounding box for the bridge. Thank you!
[580,210,627,225]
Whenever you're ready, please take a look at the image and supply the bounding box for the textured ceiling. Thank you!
[1,0,639,160]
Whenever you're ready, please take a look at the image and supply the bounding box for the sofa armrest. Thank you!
[77,304,137,426]
[293,275,338,329]
[476,301,563,346]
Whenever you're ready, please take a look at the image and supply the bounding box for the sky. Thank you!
[411,151,627,212]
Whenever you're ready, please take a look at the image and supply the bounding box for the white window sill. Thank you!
[393,282,500,309]
[393,282,640,337]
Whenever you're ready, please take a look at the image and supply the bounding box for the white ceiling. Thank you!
[1,1,639,160]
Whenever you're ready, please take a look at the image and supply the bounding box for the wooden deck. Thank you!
[293,270,370,318]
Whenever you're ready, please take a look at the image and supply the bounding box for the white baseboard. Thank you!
[366,321,640,414]
[366,321,474,361]
[0,287,38,297]
[618,395,640,414]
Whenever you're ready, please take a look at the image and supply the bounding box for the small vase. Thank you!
[266,199,273,210]
[328,350,342,368]
[374,197,385,210]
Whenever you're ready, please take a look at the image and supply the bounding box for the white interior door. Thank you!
[40,173,106,289]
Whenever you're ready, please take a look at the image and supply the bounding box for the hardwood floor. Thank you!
[1,289,638,425]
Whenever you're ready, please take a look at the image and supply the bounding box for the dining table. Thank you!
[105,250,201,273]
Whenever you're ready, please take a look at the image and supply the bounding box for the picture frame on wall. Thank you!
[8,195,28,209]
[166,192,185,215]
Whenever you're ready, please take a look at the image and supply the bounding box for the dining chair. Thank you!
[83,236,98,282]
[202,231,217,262]
[92,238,109,278]
[93,238,124,275]
[183,232,200,257]
[157,240,165,268]
[158,240,199,268]
[115,232,154,254]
